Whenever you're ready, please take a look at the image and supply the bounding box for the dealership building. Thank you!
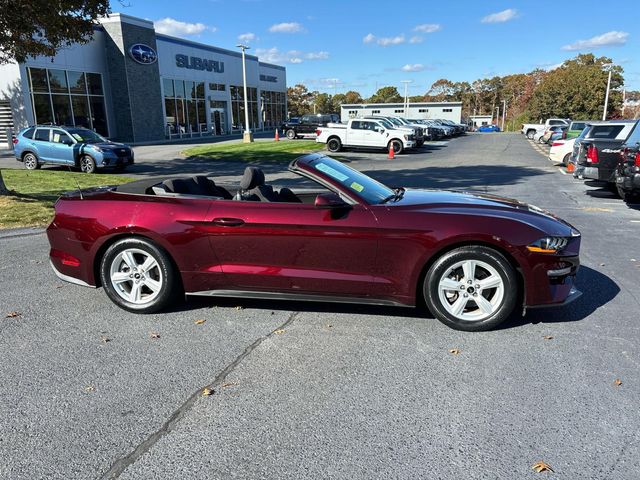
[0,13,287,144]
[341,102,463,124]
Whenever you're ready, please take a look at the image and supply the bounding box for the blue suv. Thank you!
[13,125,134,173]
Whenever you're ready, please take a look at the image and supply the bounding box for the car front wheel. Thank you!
[79,155,96,174]
[389,139,403,154]
[423,246,517,331]
[100,238,181,313]
[286,129,296,139]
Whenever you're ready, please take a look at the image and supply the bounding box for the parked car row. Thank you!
[315,116,466,154]
[547,119,640,203]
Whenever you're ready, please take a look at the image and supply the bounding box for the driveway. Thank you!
[1,133,639,479]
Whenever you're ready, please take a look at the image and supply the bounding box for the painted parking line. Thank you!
[558,168,567,175]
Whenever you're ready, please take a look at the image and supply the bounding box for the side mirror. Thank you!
[314,192,349,209]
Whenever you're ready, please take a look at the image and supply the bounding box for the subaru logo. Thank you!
[129,44,157,65]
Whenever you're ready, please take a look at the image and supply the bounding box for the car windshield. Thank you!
[67,128,106,143]
[376,118,394,129]
[308,157,394,204]
[386,117,403,126]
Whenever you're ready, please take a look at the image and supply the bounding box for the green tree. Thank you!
[343,90,363,104]
[314,93,337,113]
[368,86,402,103]
[529,54,623,120]
[286,84,315,117]
[0,0,111,194]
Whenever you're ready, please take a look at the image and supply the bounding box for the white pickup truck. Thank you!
[316,118,415,154]
[521,118,570,139]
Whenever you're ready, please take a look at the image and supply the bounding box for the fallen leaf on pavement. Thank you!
[532,461,553,473]
[101,336,111,343]
[543,335,554,340]
[85,385,96,392]
[202,387,214,396]
[614,379,622,386]
[274,329,286,335]
[150,332,160,339]
[449,349,460,355]
[221,383,236,389]
[6,311,21,318]
[194,319,206,325]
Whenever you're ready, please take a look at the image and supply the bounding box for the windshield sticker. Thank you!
[316,162,349,181]
[71,134,84,141]
[350,182,364,192]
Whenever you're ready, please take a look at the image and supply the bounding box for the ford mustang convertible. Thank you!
[47,154,581,331]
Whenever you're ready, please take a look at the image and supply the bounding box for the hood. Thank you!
[88,142,129,150]
[389,189,578,236]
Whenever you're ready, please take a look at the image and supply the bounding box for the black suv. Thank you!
[281,114,340,139]
[615,120,640,202]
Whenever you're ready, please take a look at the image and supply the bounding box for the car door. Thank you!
[347,120,366,146]
[31,128,53,161]
[359,120,383,147]
[49,129,77,165]
[202,198,379,298]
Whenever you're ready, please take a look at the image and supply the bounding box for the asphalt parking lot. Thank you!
[1,133,639,479]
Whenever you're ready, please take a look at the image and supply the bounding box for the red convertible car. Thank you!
[47,154,581,331]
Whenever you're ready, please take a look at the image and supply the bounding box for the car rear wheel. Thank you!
[79,155,96,174]
[327,138,342,152]
[526,130,535,140]
[562,153,571,166]
[23,152,40,170]
[389,139,403,154]
[286,129,296,139]
[100,238,181,313]
[423,246,517,331]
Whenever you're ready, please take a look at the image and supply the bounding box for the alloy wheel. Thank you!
[109,248,163,305]
[437,259,505,322]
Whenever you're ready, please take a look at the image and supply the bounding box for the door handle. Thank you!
[213,217,245,227]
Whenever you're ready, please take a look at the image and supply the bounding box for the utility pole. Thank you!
[602,63,613,121]
[401,80,411,114]
[501,99,507,131]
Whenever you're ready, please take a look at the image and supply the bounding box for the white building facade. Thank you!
[341,102,463,123]
[0,13,287,144]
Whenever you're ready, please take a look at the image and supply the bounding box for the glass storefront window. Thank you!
[89,97,108,136]
[185,81,194,100]
[71,96,91,128]
[67,71,86,94]
[32,93,53,124]
[195,82,205,99]
[51,95,72,125]
[48,70,68,94]
[163,78,174,98]
[29,68,49,93]
[86,73,103,95]
[174,80,185,99]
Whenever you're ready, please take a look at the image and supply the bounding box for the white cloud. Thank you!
[377,35,405,46]
[255,47,327,64]
[413,23,441,33]
[154,18,214,36]
[363,33,376,44]
[481,9,518,24]
[401,64,425,72]
[562,31,629,51]
[238,32,256,43]
[268,22,303,33]
[304,77,341,87]
[409,36,423,44]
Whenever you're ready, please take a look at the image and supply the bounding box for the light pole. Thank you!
[602,63,614,121]
[401,80,411,113]
[501,99,507,131]
[236,44,253,143]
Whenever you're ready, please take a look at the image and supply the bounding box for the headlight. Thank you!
[527,236,569,253]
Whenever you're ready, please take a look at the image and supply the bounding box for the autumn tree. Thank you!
[0,0,111,193]
[529,54,623,120]
[286,84,315,117]
[314,93,337,114]
[427,79,456,101]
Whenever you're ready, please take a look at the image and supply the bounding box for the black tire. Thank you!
[389,139,403,155]
[23,152,40,170]
[616,184,640,203]
[100,237,182,313]
[79,155,96,174]
[327,137,342,152]
[526,130,535,140]
[423,246,518,332]
[562,153,571,166]
[286,129,296,140]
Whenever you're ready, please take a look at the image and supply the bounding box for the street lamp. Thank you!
[236,44,253,143]
[401,80,412,113]
[602,63,614,121]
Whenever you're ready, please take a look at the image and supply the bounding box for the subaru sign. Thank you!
[129,44,157,65]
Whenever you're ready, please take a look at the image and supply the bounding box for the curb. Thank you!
[0,227,46,240]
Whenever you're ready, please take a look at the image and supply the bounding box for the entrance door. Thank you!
[213,111,222,135]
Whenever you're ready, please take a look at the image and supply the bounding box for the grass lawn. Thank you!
[0,169,133,229]
[183,139,323,163]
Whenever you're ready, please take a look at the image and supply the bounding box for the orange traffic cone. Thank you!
[388,143,395,159]
[274,129,280,142]
[567,162,575,173]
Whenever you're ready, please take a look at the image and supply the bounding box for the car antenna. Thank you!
[67,165,84,199]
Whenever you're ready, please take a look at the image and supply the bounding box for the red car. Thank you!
[47,154,581,331]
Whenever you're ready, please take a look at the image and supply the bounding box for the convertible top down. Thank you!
[47,153,581,331]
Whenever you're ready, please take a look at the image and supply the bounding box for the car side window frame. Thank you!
[51,129,74,145]
[33,128,51,142]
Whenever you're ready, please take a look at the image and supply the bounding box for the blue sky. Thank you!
[120,0,640,95]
